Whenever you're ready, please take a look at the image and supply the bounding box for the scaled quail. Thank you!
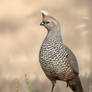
[39,10,83,92]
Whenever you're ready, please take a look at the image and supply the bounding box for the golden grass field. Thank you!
[0,0,92,92]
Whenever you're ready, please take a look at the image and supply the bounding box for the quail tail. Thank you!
[68,76,83,92]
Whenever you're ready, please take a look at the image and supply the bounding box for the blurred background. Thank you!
[0,0,92,92]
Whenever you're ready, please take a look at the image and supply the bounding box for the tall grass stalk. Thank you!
[25,74,34,92]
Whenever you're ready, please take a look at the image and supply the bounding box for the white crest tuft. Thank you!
[41,10,48,15]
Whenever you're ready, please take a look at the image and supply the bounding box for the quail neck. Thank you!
[45,24,63,44]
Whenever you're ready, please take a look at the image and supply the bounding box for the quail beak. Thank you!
[40,21,44,26]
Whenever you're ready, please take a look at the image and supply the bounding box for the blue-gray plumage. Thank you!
[39,10,83,92]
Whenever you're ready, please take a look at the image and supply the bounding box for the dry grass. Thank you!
[0,75,91,92]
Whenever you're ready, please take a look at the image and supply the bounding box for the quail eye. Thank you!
[45,21,50,24]
[43,21,50,24]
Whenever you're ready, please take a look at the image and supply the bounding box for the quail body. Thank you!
[39,10,83,92]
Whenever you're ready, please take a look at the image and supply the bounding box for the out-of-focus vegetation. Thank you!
[16,74,34,92]
[25,74,34,92]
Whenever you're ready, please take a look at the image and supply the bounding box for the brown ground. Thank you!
[0,0,92,92]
